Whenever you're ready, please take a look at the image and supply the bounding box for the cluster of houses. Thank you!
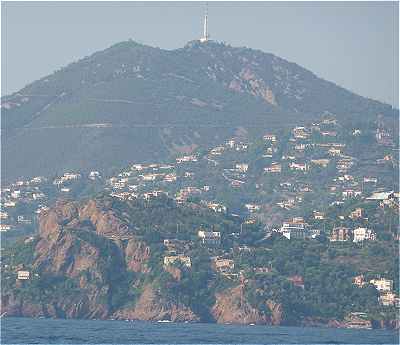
[275,217,320,240]
[1,115,397,241]
[0,171,102,233]
[353,276,399,307]
[1,114,398,312]
[2,115,398,245]
[0,177,48,232]
[265,216,376,243]
[162,227,275,281]
[330,226,376,243]
[162,228,221,270]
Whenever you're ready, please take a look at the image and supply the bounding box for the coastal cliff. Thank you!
[1,197,278,324]
[211,286,271,325]
[1,196,398,329]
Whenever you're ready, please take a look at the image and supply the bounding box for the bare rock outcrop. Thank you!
[228,67,278,106]
[211,286,270,325]
[113,284,199,322]
[266,300,283,325]
[1,198,197,321]
[79,199,131,239]
[124,239,151,273]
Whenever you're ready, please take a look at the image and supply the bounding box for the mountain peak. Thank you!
[184,39,229,49]
[108,39,147,50]
[1,38,396,182]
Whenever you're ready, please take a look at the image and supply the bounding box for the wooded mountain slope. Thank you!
[1,40,396,182]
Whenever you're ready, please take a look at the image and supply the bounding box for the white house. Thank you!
[245,204,261,213]
[264,163,282,173]
[4,201,16,207]
[207,202,227,213]
[263,134,277,142]
[176,155,198,164]
[89,171,101,180]
[280,220,308,240]
[0,224,11,232]
[198,230,221,245]
[289,162,308,172]
[370,278,393,292]
[17,271,30,280]
[235,163,249,173]
[214,258,235,272]
[353,228,376,243]
[164,255,191,268]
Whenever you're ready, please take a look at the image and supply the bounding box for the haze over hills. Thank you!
[1,39,397,183]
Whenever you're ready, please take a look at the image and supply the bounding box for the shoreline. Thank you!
[2,314,399,331]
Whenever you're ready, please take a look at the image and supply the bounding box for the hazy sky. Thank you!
[2,1,399,106]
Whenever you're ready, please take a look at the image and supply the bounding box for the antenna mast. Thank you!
[200,3,210,42]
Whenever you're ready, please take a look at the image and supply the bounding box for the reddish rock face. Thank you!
[113,284,199,322]
[79,200,131,239]
[1,198,288,325]
[34,201,107,280]
[2,198,198,321]
[38,200,79,240]
[228,67,277,106]
[164,265,182,281]
[124,239,151,273]
[211,286,272,325]
[266,300,283,325]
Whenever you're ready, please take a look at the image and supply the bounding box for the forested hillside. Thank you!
[1,40,397,182]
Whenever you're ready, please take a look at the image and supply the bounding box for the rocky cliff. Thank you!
[113,284,199,322]
[1,199,199,321]
[2,197,397,329]
[1,198,280,324]
[211,286,270,325]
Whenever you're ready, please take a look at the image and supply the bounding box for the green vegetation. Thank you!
[239,237,394,322]
[3,39,397,182]
[2,194,397,324]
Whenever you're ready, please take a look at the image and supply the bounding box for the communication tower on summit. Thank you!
[200,4,210,43]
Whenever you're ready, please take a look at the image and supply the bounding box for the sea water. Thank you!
[1,317,398,344]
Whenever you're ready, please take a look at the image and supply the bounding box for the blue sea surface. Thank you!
[1,317,398,344]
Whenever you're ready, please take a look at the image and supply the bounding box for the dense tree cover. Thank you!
[3,37,397,183]
[2,238,38,270]
[2,195,398,324]
[238,237,395,321]
[154,247,217,321]
[94,195,240,242]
